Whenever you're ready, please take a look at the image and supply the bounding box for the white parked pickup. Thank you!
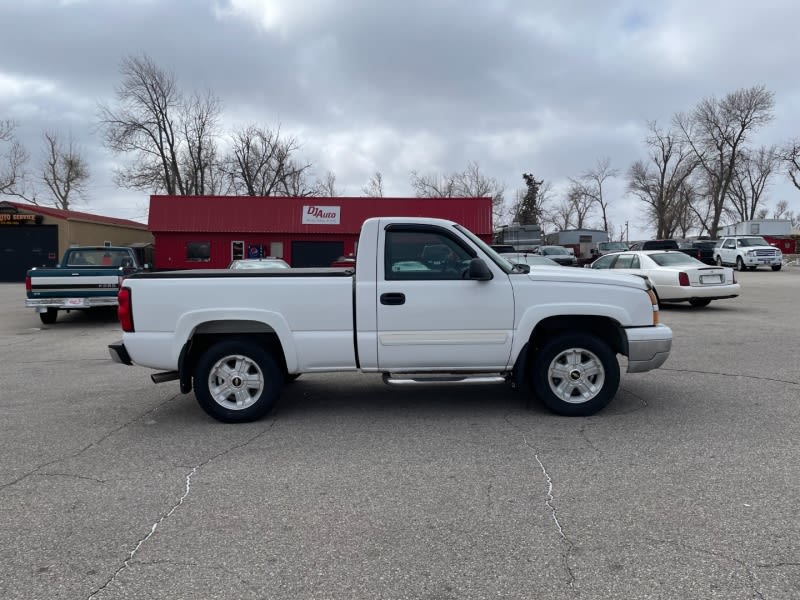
[109,217,672,422]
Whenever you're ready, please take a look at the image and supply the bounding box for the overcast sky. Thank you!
[2,0,799,239]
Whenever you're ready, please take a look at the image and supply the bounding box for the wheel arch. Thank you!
[528,315,627,358]
[177,318,294,393]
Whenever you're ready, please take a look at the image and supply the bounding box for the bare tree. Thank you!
[224,124,313,196]
[315,170,339,197]
[573,157,618,232]
[39,131,89,210]
[675,85,775,237]
[628,121,698,238]
[99,54,224,196]
[0,120,31,200]
[362,171,384,197]
[778,140,800,192]
[180,91,222,195]
[726,145,779,222]
[411,161,506,223]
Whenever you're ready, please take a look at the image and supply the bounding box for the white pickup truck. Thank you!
[109,217,672,422]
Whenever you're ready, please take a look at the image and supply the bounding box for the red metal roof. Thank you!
[8,201,148,229]
[148,195,493,235]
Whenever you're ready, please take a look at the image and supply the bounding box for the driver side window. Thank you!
[385,229,472,280]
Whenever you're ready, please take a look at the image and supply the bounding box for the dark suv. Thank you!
[628,239,679,251]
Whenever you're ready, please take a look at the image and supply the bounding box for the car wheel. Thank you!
[715,256,723,266]
[736,257,746,271]
[772,264,782,271]
[529,333,620,417]
[689,298,711,307]
[193,339,283,423]
[39,308,58,324]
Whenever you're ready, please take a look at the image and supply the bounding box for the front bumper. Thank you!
[26,297,118,310]
[625,324,672,373]
[742,255,781,266]
[108,341,133,366]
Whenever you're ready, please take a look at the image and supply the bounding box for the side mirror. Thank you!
[467,258,493,281]
[514,263,531,274]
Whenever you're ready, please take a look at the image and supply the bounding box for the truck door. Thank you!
[375,224,515,371]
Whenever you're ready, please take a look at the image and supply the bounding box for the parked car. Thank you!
[677,240,719,265]
[535,245,578,266]
[713,236,783,271]
[589,250,740,307]
[228,258,291,270]
[490,244,517,254]
[596,241,630,255]
[500,252,561,268]
[628,239,679,251]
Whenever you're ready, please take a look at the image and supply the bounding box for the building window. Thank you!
[232,241,244,261]
[270,242,284,258]
[187,241,211,262]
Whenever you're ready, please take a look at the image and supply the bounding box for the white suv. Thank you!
[714,236,782,271]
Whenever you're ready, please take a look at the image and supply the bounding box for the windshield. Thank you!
[598,242,628,252]
[454,224,516,273]
[649,253,704,266]
[737,237,769,247]
[541,246,569,255]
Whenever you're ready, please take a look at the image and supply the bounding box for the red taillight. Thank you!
[118,287,134,332]
[678,272,690,286]
[25,275,31,292]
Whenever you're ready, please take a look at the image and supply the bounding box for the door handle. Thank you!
[380,293,406,305]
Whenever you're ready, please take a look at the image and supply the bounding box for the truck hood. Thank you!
[521,267,648,289]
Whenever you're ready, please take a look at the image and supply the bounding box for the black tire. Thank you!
[736,257,746,271]
[39,308,58,324]
[193,340,283,423]
[689,298,711,307]
[772,264,782,271]
[529,333,620,417]
[715,256,723,266]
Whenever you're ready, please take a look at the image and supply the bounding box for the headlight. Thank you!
[746,250,756,256]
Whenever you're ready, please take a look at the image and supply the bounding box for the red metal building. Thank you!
[148,195,494,269]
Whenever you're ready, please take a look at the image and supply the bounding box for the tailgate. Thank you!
[27,270,121,298]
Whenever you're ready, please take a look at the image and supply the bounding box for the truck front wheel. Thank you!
[530,333,620,417]
[193,340,283,423]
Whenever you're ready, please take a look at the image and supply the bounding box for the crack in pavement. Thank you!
[0,393,180,493]
[31,472,107,484]
[647,537,765,599]
[86,419,278,599]
[504,415,576,588]
[660,367,799,387]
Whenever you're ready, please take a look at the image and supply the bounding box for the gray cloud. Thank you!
[1,0,798,237]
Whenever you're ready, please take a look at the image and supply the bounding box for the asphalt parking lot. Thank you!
[1,269,798,600]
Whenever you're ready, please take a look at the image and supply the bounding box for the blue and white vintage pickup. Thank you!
[109,217,672,422]
[26,246,146,324]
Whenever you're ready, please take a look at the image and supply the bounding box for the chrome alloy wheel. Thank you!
[207,354,265,410]
[546,347,606,404]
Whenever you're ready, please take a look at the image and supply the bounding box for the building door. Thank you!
[0,225,58,282]
[291,241,344,268]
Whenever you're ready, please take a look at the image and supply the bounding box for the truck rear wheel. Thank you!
[193,340,283,423]
[530,333,620,416]
[39,308,58,324]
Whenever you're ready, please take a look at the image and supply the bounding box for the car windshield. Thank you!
[737,237,769,247]
[231,260,290,269]
[454,224,516,274]
[598,242,628,252]
[649,253,704,266]
[541,246,569,255]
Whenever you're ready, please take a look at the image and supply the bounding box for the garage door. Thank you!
[291,241,344,268]
[0,226,58,282]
